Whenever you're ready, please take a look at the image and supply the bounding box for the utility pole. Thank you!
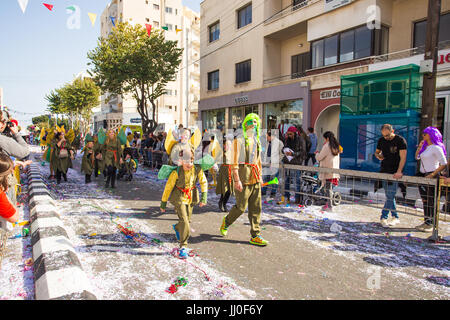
[185,23,190,128]
[420,0,441,132]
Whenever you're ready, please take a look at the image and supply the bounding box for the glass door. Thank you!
[436,92,450,154]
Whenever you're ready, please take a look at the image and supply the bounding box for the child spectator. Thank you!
[0,153,19,224]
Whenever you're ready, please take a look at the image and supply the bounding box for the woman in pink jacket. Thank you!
[316,131,341,212]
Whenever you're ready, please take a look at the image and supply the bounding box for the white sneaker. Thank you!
[380,219,390,228]
[266,197,274,202]
[389,218,400,226]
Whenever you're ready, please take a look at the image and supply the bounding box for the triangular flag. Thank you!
[176,28,182,34]
[110,16,116,27]
[43,3,54,11]
[88,12,97,26]
[17,0,29,14]
[162,26,168,31]
[145,24,152,36]
[66,5,76,12]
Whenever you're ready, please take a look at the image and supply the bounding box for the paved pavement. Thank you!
[29,147,450,300]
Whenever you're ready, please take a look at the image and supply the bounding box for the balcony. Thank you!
[264,0,321,26]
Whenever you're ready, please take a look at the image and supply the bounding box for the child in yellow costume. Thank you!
[160,148,208,259]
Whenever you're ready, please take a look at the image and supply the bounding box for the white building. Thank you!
[95,0,200,133]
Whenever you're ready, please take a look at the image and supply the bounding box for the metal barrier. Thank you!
[280,164,447,242]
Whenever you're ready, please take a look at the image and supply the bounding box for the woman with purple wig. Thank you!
[415,127,448,232]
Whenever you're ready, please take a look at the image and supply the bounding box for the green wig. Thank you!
[242,113,261,147]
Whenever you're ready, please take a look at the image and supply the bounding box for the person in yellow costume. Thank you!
[219,113,268,246]
[160,147,208,259]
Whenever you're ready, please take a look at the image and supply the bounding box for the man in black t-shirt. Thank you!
[375,124,407,228]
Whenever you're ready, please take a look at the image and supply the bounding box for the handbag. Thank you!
[59,149,68,159]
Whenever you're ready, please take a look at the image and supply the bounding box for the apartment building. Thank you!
[199,0,450,175]
[95,0,200,132]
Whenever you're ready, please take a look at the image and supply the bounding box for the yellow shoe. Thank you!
[220,216,228,236]
[249,235,268,246]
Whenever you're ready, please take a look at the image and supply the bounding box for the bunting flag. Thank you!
[145,24,152,36]
[176,28,182,34]
[162,26,168,31]
[110,16,116,27]
[88,12,97,26]
[66,5,76,12]
[43,3,54,11]
[17,0,29,14]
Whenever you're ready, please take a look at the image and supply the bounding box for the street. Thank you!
[5,146,447,300]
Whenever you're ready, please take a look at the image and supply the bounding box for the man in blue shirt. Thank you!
[305,127,317,165]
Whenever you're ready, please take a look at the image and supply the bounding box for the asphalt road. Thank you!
[33,149,450,300]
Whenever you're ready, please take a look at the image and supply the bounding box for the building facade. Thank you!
[199,0,450,174]
[95,0,200,132]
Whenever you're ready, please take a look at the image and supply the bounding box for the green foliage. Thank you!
[32,115,50,125]
[87,22,183,134]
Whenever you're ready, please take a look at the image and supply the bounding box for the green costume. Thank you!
[216,152,234,196]
[103,138,123,168]
[94,140,105,175]
[52,139,73,174]
[81,146,95,176]
[220,113,267,246]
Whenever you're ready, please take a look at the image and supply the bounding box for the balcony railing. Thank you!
[264,0,320,25]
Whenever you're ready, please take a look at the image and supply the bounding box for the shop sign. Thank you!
[234,95,249,105]
[324,0,353,12]
[437,53,450,65]
[320,89,341,100]
[130,118,142,124]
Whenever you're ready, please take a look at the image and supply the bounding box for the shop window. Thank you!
[236,60,251,84]
[237,3,252,29]
[208,70,220,90]
[414,13,450,48]
[264,100,303,131]
[202,109,226,131]
[209,21,220,42]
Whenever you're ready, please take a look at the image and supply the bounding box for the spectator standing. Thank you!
[375,124,407,228]
[415,127,447,232]
[305,127,318,165]
[262,131,283,201]
[0,153,19,224]
[316,131,340,212]
[279,126,306,204]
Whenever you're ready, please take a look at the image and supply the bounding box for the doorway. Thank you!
[314,104,340,150]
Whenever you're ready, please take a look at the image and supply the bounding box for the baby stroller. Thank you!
[300,165,342,207]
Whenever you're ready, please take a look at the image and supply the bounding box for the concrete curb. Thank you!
[27,163,96,300]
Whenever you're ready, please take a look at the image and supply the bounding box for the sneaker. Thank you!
[388,218,400,226]
[380,219,390,228]
[322,204,333,212]
[220,217,228,236]
[179,248,188,259]
[266,196,274,202]
[250,235,268,246]
[172,224,180,241]
[422,224,433,232]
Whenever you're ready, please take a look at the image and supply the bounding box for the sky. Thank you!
[0,0,201,128]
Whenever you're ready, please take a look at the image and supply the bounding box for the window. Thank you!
[208,70,220,90]
[324,35,338,65]
[146,18,150,23]
[291,52,310,78]
[153,4,159,10]
[236,60,251,84]
[414,13,450,47]
[165,24,173,31]
[153,21,159,28]
[311,25,389,68]
[311,40,324,68]
[209,21,220,42]
[354,26,372,59]
[237,3,252,29]
[165,7,173,14]
[340,30,354,62]
[293,0,308,10]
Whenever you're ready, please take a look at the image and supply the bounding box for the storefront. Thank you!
[199,81,310,133]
